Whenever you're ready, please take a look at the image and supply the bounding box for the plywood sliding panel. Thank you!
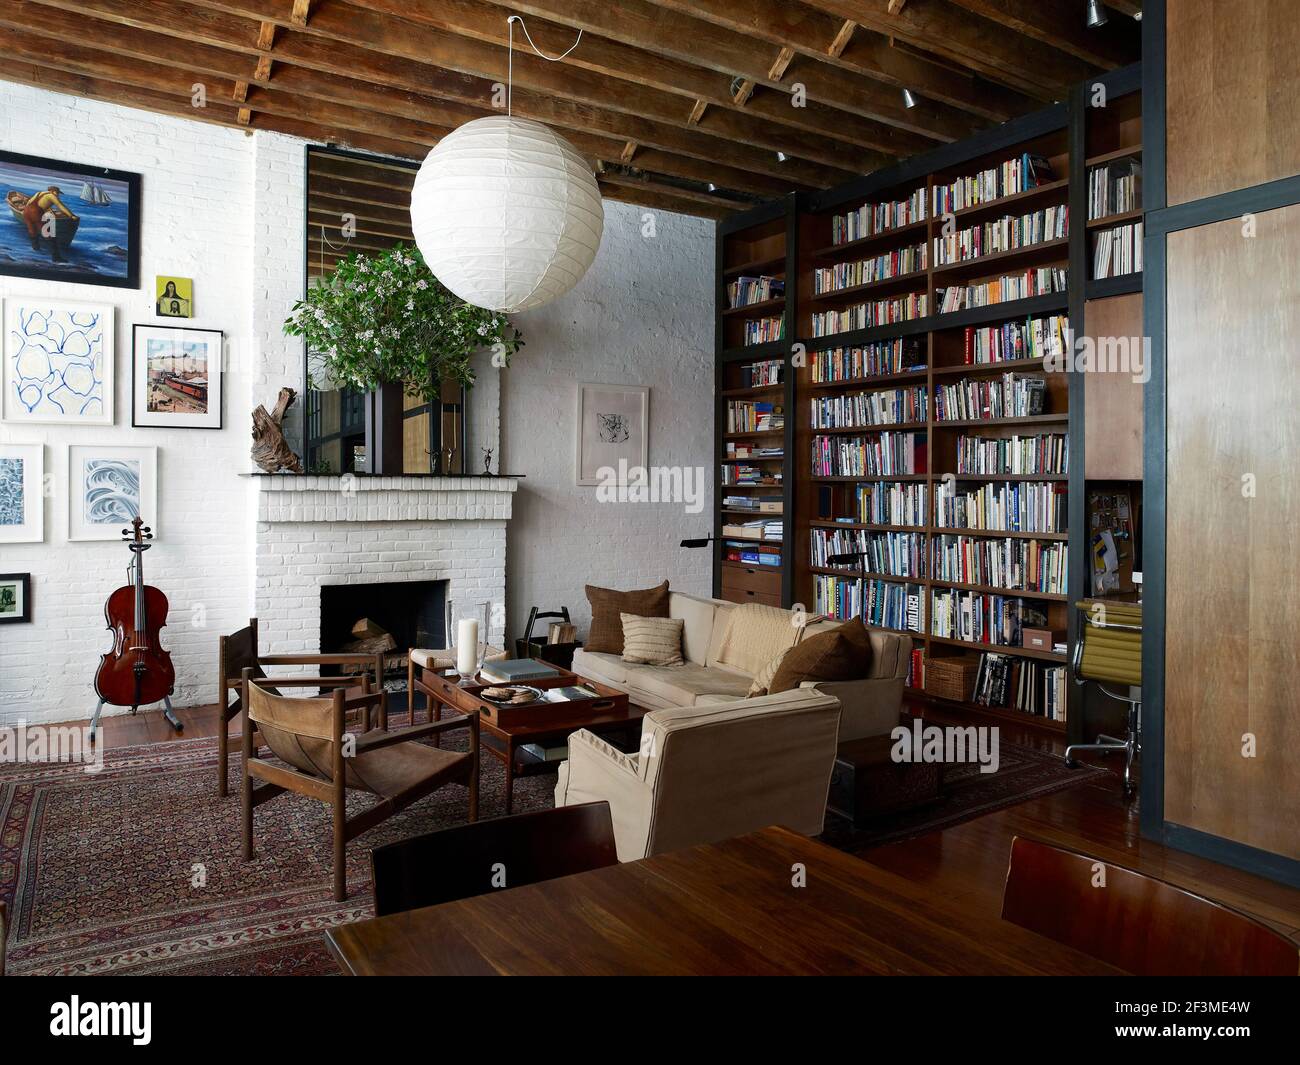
[1166,0,1300,206]
[1084,293,1144,480]
[1164,205,1300,859]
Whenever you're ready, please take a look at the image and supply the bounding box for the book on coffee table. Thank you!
[543,685,599,703]
[479,658,563,684]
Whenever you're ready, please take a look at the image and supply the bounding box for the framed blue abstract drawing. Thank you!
[2,298,115,424]
[0,442,44,543]
[68,444,157,542]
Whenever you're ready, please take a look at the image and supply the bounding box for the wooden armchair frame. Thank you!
[241,669,479,901]
[217,617,385,796]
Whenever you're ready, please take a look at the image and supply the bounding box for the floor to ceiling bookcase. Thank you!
[714,66,1143,738]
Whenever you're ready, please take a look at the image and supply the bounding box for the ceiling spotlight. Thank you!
[902,88,918,109]
[776,151,788,162]
[707,182,718,192]
[1133,9,1142,19]
[1086,0,1109,27]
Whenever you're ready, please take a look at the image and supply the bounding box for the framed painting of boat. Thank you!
[0,150,141,289]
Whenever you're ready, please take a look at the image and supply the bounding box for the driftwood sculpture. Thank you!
[251,387,303,474]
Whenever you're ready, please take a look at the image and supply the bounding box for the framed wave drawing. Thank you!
[3,298,115,424]
[68,444,157,541]
[0,442,44,543]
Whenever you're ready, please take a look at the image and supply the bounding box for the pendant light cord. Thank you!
[507,15,583,117]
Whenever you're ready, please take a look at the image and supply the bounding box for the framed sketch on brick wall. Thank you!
[2,298,115,425]
[575,382,649,486]
[68,444,158,542]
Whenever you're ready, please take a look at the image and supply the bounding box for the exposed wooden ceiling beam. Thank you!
[9,0,821,194]
[796,0,1104,97]
[178,0,890,172]
[597,171,751,211]
[479,0,975,143]
[290,0,310,25]
[598,182,731,221]
[644,0,1039,119]
[945,0,1142,69]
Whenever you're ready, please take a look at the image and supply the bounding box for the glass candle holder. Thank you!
[446,599,489,684]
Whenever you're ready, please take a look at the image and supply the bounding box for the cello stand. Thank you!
[88,695,184,743]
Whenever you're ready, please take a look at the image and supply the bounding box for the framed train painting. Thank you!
[132,325,224,430]
[0,149,141,289]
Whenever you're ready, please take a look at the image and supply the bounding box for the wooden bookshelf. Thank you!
[714,71,1145,735]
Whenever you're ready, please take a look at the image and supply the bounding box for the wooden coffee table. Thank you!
[410,661,647,813]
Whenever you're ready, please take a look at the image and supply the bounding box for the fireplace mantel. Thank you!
[254,475,518,524]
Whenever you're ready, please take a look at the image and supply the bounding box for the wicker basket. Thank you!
[923,655,980,702]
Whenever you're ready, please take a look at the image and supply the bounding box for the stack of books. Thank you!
[726,400,784,433]
[973,653,1067,720]
[721,464,781,486]
[727,275,785,308]
[1087,159,1142,220]
[1093,221,1143,278]
[743,316,785,345]
[740,358,783,388]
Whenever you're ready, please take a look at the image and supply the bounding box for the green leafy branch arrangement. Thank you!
[284,243,523,403]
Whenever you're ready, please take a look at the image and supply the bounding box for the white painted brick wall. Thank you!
[500,200,715,639]
[0,84,301,726]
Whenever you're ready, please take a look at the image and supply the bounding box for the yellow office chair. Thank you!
[1064,599,1142,796]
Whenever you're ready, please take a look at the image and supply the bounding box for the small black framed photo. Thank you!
[0,572,31,623]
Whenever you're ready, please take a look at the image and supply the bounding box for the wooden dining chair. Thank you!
[241,669,479,902]
[369,801,617,916]
[1002,836,1299,975]
[217,617,385,797]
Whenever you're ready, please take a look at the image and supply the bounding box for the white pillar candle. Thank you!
[456,618,479,677]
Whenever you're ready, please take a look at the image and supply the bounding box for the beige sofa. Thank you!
[555,687,842,861]
[571,591,912,743]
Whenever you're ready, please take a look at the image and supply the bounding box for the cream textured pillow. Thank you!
[620,613,685,665]
[747,649,789,697]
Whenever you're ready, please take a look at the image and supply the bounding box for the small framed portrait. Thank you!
[132,324,223,429]
[155,276,193,318]
[68,444,158,541]
[0,573,31,624]
[0,442,44,543]
[575,382,649,486]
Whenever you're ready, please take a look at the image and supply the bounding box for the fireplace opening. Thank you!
[319,580,447,686]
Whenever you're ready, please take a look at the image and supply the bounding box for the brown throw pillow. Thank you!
[769,622,874,693]
[585,580,670,655]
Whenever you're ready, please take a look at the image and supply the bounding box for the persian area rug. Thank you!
[0,733,551,976]
[818,739,1110,853]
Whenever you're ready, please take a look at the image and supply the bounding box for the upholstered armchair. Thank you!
[555,687,842,862]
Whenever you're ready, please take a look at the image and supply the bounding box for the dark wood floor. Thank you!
[60,701,1300,946]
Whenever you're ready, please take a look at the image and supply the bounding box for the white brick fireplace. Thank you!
[253,475,517,662]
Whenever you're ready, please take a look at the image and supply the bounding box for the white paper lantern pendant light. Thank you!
[411,17,605,314]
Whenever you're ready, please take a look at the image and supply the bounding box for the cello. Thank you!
[92,517,181,740]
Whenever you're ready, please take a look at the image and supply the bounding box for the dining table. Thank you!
[325,825,1125,975]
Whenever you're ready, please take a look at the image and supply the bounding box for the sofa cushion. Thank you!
[770,622,873,693]
[621,614,685,665]
[669,593,715,665]
[585,580,670,654]
[571,648,629,685]
[630,663,753,708]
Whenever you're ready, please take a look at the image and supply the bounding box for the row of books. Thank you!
[811,431,927,477]
[723,541,781,566]
[962,315,1069,364]
[727,275,785,308]
[743,316,786,346]
[812,244,926,295]
[972,653,1067,720]
[726,442,782,460]
[723,493,782,513]
[930,589,1048,647]
[932,205,1068,266]
[810,529,926,576]
[937,266,1068,313]
[810,386,927,429]
[726,400,784,433]
[738,358,783,388]
[931,534,1069,595]
[810,293,928,336]
[934,372,1047,421]
[955,432,1069,476]
[1092,221,1143,279]
[722,518,784,541]
[721,464,781,486]
[814,575,926,632]
[1087,159,1142,221]
[810,338,926,382]
[931,152,1054,215]
[830,186,927,246]
[934,479,1067,534]
[852,481,928,526]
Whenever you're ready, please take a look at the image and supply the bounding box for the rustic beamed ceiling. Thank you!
[0,0,1141,221]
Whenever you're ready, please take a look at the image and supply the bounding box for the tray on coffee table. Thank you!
[462,674,626,727]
